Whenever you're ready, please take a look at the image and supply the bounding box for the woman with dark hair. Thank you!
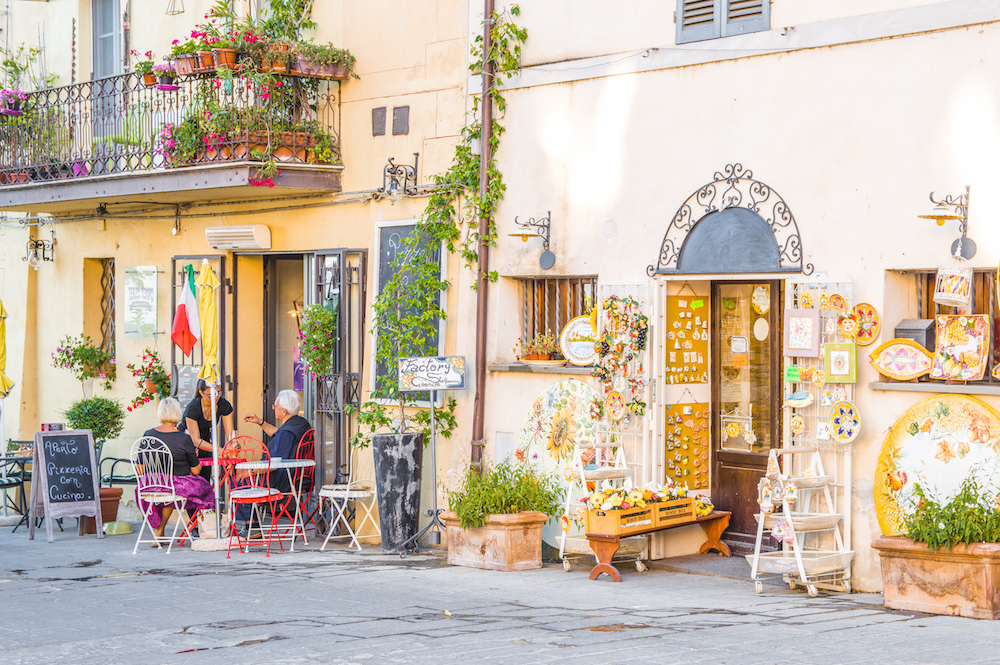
[182,379,235,480]
[138,397,215,543]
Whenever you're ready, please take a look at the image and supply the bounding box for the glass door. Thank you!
[711,281,782,552]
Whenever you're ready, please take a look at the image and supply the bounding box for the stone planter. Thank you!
[372,433,424,553]
[872,536,1000,619]
[441,510,549,571]
[79,486,123,535]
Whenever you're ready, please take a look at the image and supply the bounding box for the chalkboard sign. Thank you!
[375,223,444,398]
[174,364,201,407]
[29,430,103,542]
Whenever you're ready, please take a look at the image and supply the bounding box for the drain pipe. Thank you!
[470,0,495,472]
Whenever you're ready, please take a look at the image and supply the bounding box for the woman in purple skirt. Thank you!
[137,397,214,542]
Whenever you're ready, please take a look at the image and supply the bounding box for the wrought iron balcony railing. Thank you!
[0,71,340,186]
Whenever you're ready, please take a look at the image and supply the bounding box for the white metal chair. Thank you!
[319,445,380,550]
[130,436,194,554]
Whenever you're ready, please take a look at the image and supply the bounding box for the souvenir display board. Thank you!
[868,338,934,381]
[591,295,649,429]
[664,402,708,489]
[874,394,1000,535]
[930,314,990,381]
[665,296,708,384]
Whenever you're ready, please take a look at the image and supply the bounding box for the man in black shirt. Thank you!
[243,389,311,493]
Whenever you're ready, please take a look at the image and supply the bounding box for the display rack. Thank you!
[748,279,857,596]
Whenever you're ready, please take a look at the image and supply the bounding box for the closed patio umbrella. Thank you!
[0,299,14,517]
[196,260,222,534]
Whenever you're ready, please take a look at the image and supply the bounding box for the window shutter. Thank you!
[676,0,720,45]
[722,0,769,37]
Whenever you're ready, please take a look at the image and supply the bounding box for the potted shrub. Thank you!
[514,330,560,361]
[125,348,171,412]
[442,460,561,571]
[63,395,126,534]
[872,477,1000,619]
[348,221,458,553]
[131,50,157,86]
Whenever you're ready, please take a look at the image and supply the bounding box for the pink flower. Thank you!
[172,39,180,45]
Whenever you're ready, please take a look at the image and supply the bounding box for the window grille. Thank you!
[519,276,597,342]
[100,258,116,354]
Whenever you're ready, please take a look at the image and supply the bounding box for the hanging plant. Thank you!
[298,304,337,378]
[125,348,171,412]
[51,334,116,392]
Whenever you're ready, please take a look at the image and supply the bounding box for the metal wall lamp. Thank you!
[510,211,555,270]
[918,185,975,259]
[23,229,55,271]
[379,153,419,202]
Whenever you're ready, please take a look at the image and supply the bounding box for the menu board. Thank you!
[664,402,709,490]
[665,296,708,384]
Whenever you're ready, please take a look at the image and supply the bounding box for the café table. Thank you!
[234,458,315,551]
[2,455,31,529]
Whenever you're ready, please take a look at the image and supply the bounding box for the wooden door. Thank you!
[711,281,782,553]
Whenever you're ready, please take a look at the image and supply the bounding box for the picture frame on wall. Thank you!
[783,309,821,358]
[824,342,857,383]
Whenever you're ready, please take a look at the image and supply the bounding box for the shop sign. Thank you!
[398,356,466,392]
[124,266,157,339]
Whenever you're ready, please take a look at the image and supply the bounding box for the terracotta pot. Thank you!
[441,511,549,571]
[273,143,308,162]
[141,72,157,87]
[289,58,350,80]
[173,54,196,76]
[195,51,215,73]
[143,378,156,394]
[212,48,238,69]
[79,487,124,535]
[523,353,552,361]
[872,536,1000,619]
[8,172,29,184]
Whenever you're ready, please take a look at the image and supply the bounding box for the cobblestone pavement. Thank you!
[3,526,999,665]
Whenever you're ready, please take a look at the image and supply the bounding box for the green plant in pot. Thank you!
[51,334,116,395]
[347,221,458,553]
[63,396,125,452]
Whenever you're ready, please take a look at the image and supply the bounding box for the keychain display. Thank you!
[665,295,708,384]
[664,402,708,490]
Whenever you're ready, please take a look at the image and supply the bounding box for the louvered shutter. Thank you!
[676,0,720,45]
[722,0,769,37]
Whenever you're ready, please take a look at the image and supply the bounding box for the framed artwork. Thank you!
[824,342,857,384]
[930,314,990,381]
[783,309,821,358]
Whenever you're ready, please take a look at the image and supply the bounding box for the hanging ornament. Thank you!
[166,0,185,15]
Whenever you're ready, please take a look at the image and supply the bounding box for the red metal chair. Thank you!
[222,435,287,557]
[290,429,316,530]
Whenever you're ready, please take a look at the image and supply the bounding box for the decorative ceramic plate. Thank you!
[828,400,860,443]
[605,390,626,421]
[812,369,826,386]
[837,312,858,340]
[559,316,598,366]
[874,395,1000,535]
[752,285,770,315]
[829,293,846,312]
[819,292,831,309]
[726,422,743,439]
[853,303,880,346]
[868,338,934,381]
[790,414,805,436]
[931,314,990,381]
[799,292,813,309]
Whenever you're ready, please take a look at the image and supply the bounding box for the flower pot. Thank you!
[173,54,196,76]
[523,353,553,361]
[195,51,215,73]
[371,432,424,553]
[157,73,176,85]
[6,98,22,111]
[79,487,124,535]
[441,510,549,571]
[872,536,1000,619]
[212,48,238,69]
[141,72,157,87]
[143,378,156,394]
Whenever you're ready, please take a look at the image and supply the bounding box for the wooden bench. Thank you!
[585,510,732,582]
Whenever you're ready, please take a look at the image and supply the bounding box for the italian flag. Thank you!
[171,264,201,356]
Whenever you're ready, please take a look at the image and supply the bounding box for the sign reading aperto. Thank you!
[398,356,466,392]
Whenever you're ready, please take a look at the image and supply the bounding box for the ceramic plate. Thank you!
[790,414,805,436]
[828,400,860,443]
[605,391,626,421]
[868,338,933,381]
[837,312,859,340]
[799,292,813,309]
[853,302,881,346]
[829,293,846,312]
[559,315,598,366]
[931,314,989,381]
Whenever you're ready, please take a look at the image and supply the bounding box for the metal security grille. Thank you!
[520,276,597,342]
[99,258,116,353]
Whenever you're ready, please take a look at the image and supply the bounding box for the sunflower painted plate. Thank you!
[829,293,846,312]
[790,414,805,436]
[868,338,933,381]
[605,390,627,421]
[853,302,880,346]
[726,421,743,439]
[799,291,814,309]
[828,400,860,443]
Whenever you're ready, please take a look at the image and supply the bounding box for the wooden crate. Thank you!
[653,497,696,528]
[586,505,654,536]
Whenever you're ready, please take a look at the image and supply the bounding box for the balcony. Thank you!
[0,71,342,214]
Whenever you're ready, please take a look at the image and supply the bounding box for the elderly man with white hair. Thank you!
[243,389,311,494]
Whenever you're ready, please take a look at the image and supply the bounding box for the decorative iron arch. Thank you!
[646,163,814,276]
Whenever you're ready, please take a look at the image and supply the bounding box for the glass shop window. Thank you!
[517,276,597,345]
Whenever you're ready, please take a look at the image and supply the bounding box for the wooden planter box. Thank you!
[585,505,654,536]
[441,510,549,571]
[653,497,695,528]
[872,536,1000,619]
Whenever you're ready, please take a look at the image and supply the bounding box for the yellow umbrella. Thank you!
[0,299,14,397]
[195,260,222,531]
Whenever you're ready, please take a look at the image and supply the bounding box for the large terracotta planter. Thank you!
[872,536,1000,619]
[441,510,549,572]
[79,487,123,535]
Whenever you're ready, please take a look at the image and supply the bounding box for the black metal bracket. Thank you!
[512,211,551,251]
[379,153,419,199]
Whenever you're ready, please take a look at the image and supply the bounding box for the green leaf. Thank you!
[908,422,919,436]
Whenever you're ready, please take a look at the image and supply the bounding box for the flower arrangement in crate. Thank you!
[513,329,560,361]
[582,480,687,511]
[51,335,116,392]
[125,348,171,412]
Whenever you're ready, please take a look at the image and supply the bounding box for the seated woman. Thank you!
[137,397,215,543]
[182,379,235,482]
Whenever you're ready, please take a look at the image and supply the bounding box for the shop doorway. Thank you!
[711,280,782,552]
[262,255,307,433]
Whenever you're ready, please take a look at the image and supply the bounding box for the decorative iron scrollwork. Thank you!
[647,163,814,276]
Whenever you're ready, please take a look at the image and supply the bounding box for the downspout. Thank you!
[470,0,495,471]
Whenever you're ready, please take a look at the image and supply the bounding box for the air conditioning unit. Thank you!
[205,225,271,250]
